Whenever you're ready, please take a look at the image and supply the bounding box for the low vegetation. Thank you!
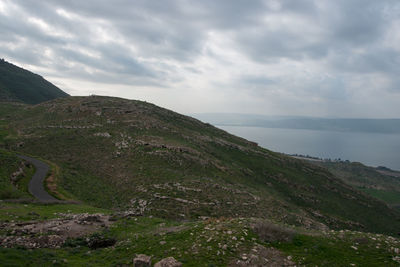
[0,150,34,200]
[1,206,400,266]
[311,160,400,208]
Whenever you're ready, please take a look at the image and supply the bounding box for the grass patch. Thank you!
[0,149,32,199]
[273,231,400,266]
[252,219,295,243]
[360,188,400,205]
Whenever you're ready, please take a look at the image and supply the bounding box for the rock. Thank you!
[93,132,111,137]
[154,257,182,267]
[133,254,152,267]
[87,236,116,249]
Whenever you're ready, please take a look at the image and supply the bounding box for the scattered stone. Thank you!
[0,213,112,249]
[93,132,111,138]
[154,257,182,267]
[133,254,152,267]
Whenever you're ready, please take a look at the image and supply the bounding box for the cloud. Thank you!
[0,0,399,117]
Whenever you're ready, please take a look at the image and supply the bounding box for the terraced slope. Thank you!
[1,96,400,234]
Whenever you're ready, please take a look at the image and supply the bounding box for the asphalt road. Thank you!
[17,155,58,202]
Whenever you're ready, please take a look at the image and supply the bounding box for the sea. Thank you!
[218,125,400,171]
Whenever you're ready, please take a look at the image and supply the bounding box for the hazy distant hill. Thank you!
[193,113,400,134]
[0,59,69,104]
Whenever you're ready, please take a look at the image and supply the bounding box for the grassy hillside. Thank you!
[1,96,400,235]
[0,59,69,104]
[312,160,400,208]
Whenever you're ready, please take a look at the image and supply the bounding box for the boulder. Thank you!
[154,257,182,267]
[133,254,152,267]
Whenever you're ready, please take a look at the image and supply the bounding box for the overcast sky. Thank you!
[1,0,399,118]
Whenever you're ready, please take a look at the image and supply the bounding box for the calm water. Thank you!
[218,125,400,171]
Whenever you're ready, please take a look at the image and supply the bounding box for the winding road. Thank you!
[17,155,58,202]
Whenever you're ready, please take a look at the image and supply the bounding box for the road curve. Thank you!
[17,155,58,202]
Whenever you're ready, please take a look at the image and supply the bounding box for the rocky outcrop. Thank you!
[154,257,182,267]
[0,213,111,248]
[133,254,152,267]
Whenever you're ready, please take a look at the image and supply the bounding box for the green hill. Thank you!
[1,96,400,235]
[311,160,400,209]
[0,59,69,104]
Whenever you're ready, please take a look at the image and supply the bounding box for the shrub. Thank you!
[252,220,295,243]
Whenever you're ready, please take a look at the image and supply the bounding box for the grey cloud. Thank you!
[328,48,400,75]
[240,75,276,86]
[1,0,399,117]
[237,30,329,62]
[279,0,318,15]
[1,0,162,85]
[325,0,389,45]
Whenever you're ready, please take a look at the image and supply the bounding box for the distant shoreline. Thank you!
[289,154,400,174]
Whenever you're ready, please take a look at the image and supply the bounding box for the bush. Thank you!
[252,220,295,243]
[87,234,116,249]
[64,233,116,249]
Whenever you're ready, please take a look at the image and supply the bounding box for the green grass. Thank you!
[360,188,400,205]
[0,149,33,199]
[273,231,400,266]
[15,163,35,196]
[1,211,400,266]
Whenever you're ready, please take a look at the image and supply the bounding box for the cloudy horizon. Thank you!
[1,0,399,118]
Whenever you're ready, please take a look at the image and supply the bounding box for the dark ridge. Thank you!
[0,59,69,104]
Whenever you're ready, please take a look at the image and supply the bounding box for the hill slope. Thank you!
[309,160,400,208]
[1,96,400,235]
[0,59,69,104]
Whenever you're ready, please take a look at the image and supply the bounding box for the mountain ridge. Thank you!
[0,59,69,104]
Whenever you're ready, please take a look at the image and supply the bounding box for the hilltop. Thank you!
[0,59,69,104]
[1,95,400,235]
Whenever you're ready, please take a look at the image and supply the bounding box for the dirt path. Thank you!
[17,155,59,202]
